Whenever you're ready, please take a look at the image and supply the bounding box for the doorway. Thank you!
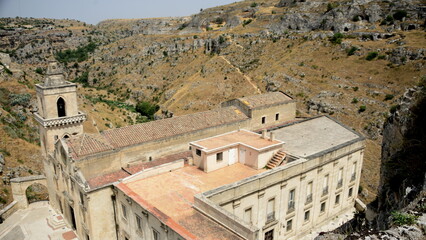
[228,149,236,165]
[239,149,246,164]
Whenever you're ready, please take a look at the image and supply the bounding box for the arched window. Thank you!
[57,97,66,117]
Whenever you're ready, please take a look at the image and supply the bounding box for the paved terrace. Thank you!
[191,130,282,151]
[272,116,363,158]
[0,201,77,240]
[117,163,265,240]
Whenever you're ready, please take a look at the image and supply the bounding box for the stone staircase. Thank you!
[46,214,66,230]
[266,150,287,169]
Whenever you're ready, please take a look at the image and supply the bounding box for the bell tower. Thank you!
[34,60,86,157]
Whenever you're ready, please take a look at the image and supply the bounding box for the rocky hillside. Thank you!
[315,77,425,240]
[0,0,425,207]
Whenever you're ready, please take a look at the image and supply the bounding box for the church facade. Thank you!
[36,61,364,240]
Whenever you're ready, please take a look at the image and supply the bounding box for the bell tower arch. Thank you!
[34,60,86,157]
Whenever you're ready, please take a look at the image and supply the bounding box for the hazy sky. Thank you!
[0,0,239,25]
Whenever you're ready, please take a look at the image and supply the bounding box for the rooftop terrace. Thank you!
[117,163,265,240]
[191,130,283,152]
[272,116,364,158]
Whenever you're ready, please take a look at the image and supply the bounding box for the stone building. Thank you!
[35,61,364,240]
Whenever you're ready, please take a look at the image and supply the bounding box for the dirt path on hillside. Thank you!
[219,56,261,94]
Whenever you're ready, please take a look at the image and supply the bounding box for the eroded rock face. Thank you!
[377,84,426,228]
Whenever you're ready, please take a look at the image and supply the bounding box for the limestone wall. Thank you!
[197,141,364,240]
[36,84,79,119]
[249,102,296,130]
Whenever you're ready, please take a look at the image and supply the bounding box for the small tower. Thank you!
[34,60,86,157]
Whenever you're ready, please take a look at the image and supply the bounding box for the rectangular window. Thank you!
[80,191,84,205]
[306,181,313,204]
[348,187,353,198]
[216,152,223,162]
[288,189,295,212]
[262,116,266,124]
[275,113,279,121]
[266,198,275,222]
[244,207,252,224]
[121,204,127,219]
[153,229,160,240]
[351,162,357,181]
[286,219,293,231]
[304,210,310,222]
[320,202,326,213]
[196,149,201,156]
[337,168,343,188]
[335,194,341,205]
[264,229,274,240]
[323,174,329,196]
[136,214,142,231]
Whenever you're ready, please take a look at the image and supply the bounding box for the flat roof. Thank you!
[272,116,363,158]
[118,163,265,240]
[190,130,283,152]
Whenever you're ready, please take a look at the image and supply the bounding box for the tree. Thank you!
[135,101,159,120]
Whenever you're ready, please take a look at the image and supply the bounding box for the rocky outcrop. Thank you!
[271,0,425,34]
[376,83,426,229]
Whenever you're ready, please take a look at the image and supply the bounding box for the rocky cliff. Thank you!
[376,78,426,229]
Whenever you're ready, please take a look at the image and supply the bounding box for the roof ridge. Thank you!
[77,133,87,155]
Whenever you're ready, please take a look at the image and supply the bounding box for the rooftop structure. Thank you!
[117,163,264,240]
[191,130,282,152]
[271,116,363,158]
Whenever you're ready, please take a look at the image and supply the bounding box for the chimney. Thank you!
[269,132,275,141]
[262,129,267,139]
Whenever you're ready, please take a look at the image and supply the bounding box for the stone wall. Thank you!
[195,140,364,240]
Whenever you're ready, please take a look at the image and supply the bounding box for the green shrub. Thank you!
[390,104,400,114]
[178,23,188,30]
[214,17,224,25]
[35,67,43,74]
[250,2,258,8]
[393,10,407,21]
[242,19,253,27]
[351,98,359,104]
[135,101,159,120]
[73,72,89,86]
[347,46,358,56]
[384,94,394,101]
[353,86,359,91]
[330,33,344,44]
[381,15,394,25]
[327,2,339,12]
[366,52,378,61]
[358,105,366,113]
[391,211,418,226]
[9,93,31,107]
[55,41,96,63]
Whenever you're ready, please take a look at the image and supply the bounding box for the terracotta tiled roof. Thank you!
[238,91,292,109]
[87,169,130,189]
[103,106,248,149]
[66,106,248,160]
[67,133,113,159]
[125,151,191,174]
